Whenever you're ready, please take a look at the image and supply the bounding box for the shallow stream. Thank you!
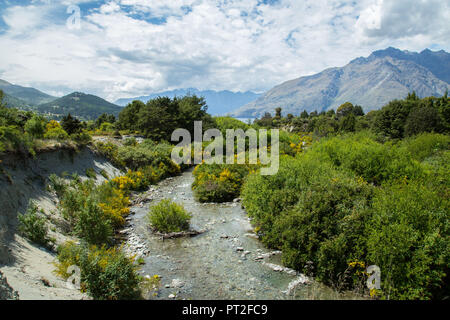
[126,169,360,300]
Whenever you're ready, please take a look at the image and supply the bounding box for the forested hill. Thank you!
[36,92,123,120]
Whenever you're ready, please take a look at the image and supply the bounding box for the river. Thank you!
[125,168,361,300]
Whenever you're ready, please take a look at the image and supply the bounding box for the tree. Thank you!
[353,105,364,116]
[326,109,336,117]
[118,100,145,131]
[339,113,356,133]
[95,113,116,128]
[336,102,354,118]
[61,114,82,135]
[300,110,309,119]
[405,105,441,136]
[275,107,282,119]
[0,90,6,108]
[255,112,273,127]
[373,100,414,139]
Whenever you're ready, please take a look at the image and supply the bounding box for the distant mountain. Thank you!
[115,89,261,116]
[232,48,450,117]
[1,92,28,109]
[37,92,123,120]
[0,79,56,106]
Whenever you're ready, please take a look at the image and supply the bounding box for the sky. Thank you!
[0,0,449,102]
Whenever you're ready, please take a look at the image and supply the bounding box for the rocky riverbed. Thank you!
[123,169,361,300]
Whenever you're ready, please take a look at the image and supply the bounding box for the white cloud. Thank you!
[0,0,448,102]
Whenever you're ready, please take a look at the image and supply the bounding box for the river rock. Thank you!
[171,279,185,288]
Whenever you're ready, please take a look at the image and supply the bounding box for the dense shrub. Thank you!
[192,162,258,203]
[18,202,51,247]
[400,133,450,161]
[24,116,46,138]
[44,127,69,141]
[276,174,373,285]
[365,182,449,300]
[55,242,142,300]
[241,131,449,299]
[74,197,113,245]
[308,132,423,185]
[147,200,191,233]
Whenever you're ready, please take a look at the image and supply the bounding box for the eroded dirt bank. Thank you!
[0,146,122,299]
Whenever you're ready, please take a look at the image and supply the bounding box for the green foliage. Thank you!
[70,130,92,145]
[373,95,449,139]
[400,133,450,161]
[85,168,97,179]
[147,200,191,233]
[193,162,258,203]
[0,125,34,154]
[241,131,449,299]
[123,137,138,147]
[118,95,214,141]
[405,105,441,137]
[365,182,449,299]
[214,117,250,134]
[95,113,116,128]
[99,122,115,132]
[309,132,423,185]
[24,115,46,138]
[55,242,142,300]
[48,173,67,198]
[276,173,373,286]
[18,202,51,247]
[74,197,113,246]
[61,114,82,135]
[44,127,69,141]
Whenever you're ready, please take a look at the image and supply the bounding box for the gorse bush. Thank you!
[147,200,191,233]
[54,242,142,300]
[75,197,113,246]
[18,202,51,247]
[192,163,258,203]
[44,127,69,141]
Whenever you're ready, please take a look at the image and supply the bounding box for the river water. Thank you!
[127,169,360,300]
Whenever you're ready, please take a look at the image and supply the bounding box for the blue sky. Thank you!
[0,0,448,102]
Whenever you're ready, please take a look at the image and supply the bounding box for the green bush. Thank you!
[0,125,34,154]
[192,163,258,203]
[74,197,113,245]
[276,173,373,286]
[44,127,69,141]
[308,132,423,185]
[400,133,450,161]
[55,242,142,300]
[79,244,141,300]
[241,131,449,299]
[365,182,449,300]
[86,168,97,179]
[18,202,51,247]
[71,130,92,145]
[147,200,191,233]
[48,173,67,198]
[24,116,46,138]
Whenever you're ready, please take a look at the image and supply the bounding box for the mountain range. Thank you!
[0,79,56,107]
[232,47,450,117]
[115,89,261,116]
